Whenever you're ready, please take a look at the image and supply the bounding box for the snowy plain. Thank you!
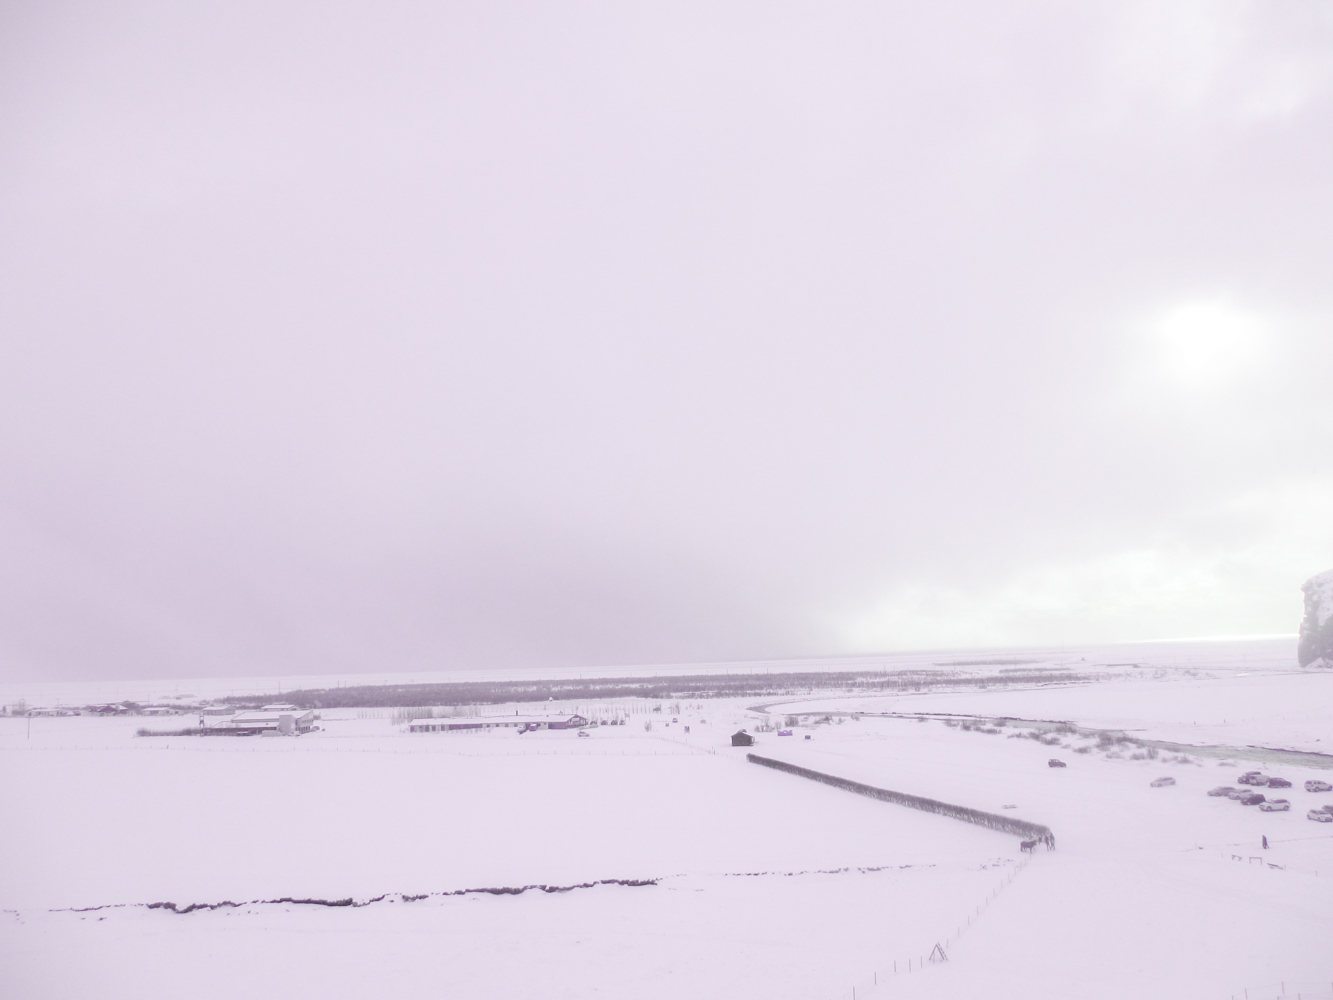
[2,638,1330,1000]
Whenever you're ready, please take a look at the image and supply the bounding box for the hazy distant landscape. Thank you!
[217,665,1086,710]
[3,636,1330,1000]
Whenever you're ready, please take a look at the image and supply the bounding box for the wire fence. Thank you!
[740,753,1054,999]
[1230,984,1333,999]
[1218,850,1324,877]
[823,856,1033,998]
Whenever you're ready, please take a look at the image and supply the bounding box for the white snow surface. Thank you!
[773,669,1333,752]
[3,653,1331,1000]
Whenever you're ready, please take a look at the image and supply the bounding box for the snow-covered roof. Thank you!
[232,710,314,722]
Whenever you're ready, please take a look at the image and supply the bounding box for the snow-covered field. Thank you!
[3,643,1331,1000]
[776,669,1333,753]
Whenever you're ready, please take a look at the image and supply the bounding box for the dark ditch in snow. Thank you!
[53,864,969,918]
[59,878,660,916]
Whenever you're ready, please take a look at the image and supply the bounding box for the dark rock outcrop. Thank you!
[1298,569,1333,668]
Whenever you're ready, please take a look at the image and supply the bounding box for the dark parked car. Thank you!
[1238,792,1266,806]
[1048,759,1066,768]
[1304,779,1333,793]
[1266,777,1292,789]
[1237,772,1269,786]
[1207,786,1237,797]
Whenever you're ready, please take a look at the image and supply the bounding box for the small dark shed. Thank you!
[731,730,755,747]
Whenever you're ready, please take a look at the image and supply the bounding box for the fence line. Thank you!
[1230,983,1333,1000]
[745,753,1055,842]
[826,855,1032,999]
[741,753,1052,999]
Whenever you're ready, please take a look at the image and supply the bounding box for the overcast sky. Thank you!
[1,1,1331,683]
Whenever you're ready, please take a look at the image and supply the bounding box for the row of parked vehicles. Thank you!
[1207,775,1333,821]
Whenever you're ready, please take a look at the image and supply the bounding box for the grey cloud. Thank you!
[1,1,1330,680]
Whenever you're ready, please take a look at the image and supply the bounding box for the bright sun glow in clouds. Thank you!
[1150,299,1267,387]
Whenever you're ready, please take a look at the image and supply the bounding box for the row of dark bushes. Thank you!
[746,753,1054,842]
[222,668,1085,710]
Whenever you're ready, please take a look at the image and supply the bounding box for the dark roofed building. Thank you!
[731,730,755,747]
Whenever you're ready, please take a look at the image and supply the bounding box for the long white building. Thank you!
[409,713,587,734]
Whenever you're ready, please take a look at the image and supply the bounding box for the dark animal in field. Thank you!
[1022,833,1056,853]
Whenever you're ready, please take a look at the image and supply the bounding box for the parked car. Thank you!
[1323,804,1333,815]
[576,730,590,738]
[1238,792,1266,806]
[1258,799,1290,812]
[1309,809,1333,823]
[1226,788,1250,799]
[1304,780,1333,793]
[1237,772,1269,786]
[1048,759,1066,768]
[1207,786,1237,797]
[1266,777,1292,789]
[1150,776,1176,787]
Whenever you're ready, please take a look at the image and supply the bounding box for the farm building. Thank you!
[409,713,588,734]
[221,710,316,735]
[731,730,755,746]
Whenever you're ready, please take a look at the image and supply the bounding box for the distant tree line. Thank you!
[221,668,1083,710]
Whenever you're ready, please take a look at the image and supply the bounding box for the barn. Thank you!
[409,714,588,734]
[731,730,755,746]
